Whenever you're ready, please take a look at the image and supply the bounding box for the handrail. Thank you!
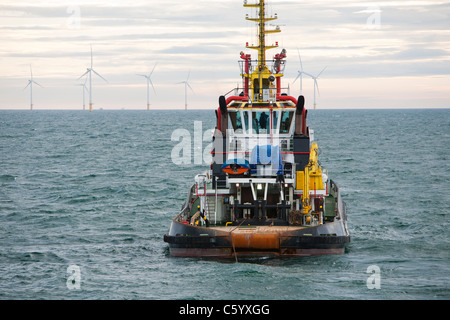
[223,87,294,101]
[238,59,286,75]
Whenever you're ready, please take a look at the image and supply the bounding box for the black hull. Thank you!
[164,219,350,258]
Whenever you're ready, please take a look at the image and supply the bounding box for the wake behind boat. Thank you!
[164,0,350,258]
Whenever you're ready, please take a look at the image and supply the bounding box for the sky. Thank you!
[0,0,449,110]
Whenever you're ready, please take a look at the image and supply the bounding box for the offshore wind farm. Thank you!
[18,56,328,111]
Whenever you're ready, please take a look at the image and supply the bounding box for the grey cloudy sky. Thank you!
[0,0,449,110]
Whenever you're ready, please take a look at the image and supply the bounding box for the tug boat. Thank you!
[164,0,350,258]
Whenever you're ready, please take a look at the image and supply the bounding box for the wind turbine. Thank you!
[76,75,89,110]
[137,63,157,110]
[78,45,107,112]
[24,65,43,110]
[293,48,306,94]
[177,71,194,110]
[305,66,326,110]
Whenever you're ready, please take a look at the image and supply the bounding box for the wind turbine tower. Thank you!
[137,63,157,110]
[305,66,326,110]
[78,45,107,112]
[76,75,89,110]
[177,71,194,110]
[24,65,43,110]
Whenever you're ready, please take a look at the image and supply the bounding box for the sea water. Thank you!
[0,109,449,300]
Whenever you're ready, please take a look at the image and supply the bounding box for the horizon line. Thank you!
[0,106,449,111]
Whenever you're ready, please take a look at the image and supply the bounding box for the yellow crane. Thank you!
[296,142,324,224]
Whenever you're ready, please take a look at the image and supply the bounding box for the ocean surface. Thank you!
[0,108,449,300]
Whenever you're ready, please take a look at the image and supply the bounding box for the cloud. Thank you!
[393,46,449,60]
[0,0,449,109]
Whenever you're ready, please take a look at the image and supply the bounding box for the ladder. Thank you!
[205,195,216,223]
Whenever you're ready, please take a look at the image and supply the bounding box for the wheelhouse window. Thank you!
[280,111,294,134]
[228,110,243,133]
[228,110,248,133]
[243,111,249,134]
[252,111,270,134]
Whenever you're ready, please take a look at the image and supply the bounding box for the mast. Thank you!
[244,0,279,69]
[243,0,283,103]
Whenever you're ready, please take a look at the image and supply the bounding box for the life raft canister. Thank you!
[221,159,250,175]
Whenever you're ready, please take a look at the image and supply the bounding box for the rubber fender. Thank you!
[219,95,227,115]
[296,95,305,114]
[232,233,280,249]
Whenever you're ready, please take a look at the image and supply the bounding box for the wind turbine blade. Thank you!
[293,72,301,83]
[33,81,43,88]
[186,71,190,82]
[24,81,31,90]
[303,71,314,78]
[92,69,107,82]
[79,83,89,92]
[30,65,33,79]
[317,66,327,78]
[137,74,148,78]
[90,44,93,68]
[187,82,194,93]
[149,63,157,77]
[176,81,185,84]
[315,79,320,96]
[297,48,303,71]
[149,78,156,95]
[78,70,90,80]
